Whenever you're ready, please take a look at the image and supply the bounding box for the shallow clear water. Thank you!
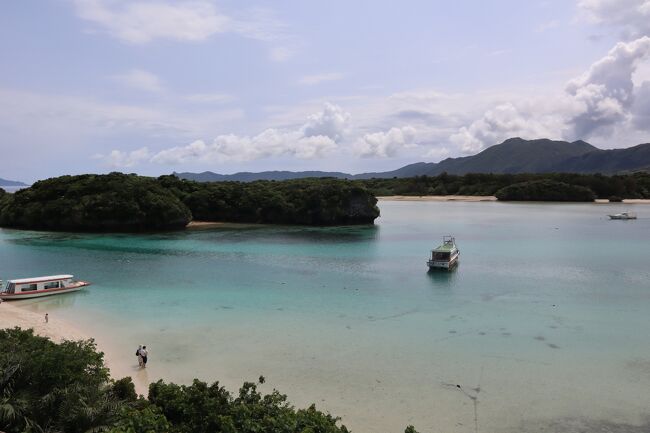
[2,201,650,432]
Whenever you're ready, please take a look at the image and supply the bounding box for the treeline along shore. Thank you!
[358,172,650,202]
[0,173,380,231]
[0,171,648,232]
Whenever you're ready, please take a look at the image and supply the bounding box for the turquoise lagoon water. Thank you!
[1,201,650,432]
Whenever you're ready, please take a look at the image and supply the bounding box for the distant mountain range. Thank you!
[0,177,27,186]
[175,138,650,182]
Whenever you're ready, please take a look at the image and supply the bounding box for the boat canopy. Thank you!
[8,275,73,284]
[432,236,457,253]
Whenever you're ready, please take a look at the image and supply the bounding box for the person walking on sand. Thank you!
[136,345,143,367]
[45,313,48,323]
[140,346,148,368]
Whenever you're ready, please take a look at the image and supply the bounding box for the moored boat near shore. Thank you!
[0,275,90,300]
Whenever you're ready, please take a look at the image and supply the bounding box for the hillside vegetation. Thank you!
[0,328,419,433]
[0,173,380,231]
[358,172,650,200]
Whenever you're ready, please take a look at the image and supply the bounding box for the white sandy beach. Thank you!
[0,301,149,395]
[380,195,650,203]
[379,195,498,202]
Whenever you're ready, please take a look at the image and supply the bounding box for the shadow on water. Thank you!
[10,291,83,312]
[4,224,381,254]
[426,264,460,286]
[198,224,380,244]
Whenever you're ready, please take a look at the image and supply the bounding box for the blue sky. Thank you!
[2,0,650,182]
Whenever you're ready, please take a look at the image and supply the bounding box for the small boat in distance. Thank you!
[608,212,637,220]
[0,275,90,300]
[428,236,460,271]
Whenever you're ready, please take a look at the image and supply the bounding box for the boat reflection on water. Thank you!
[13,289,85,312]
[426,263,459,285]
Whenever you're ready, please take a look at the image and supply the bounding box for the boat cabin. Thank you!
[1,275,89,300]
[427,236,460,270]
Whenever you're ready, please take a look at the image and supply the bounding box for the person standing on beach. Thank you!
[136,345,143,367]
[140,346,148,368]
[45,313,48,323]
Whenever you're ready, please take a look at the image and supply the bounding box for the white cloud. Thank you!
[565,36,650,138]
[150,103,349,164]
[299,73,344,86]
[449,36,650,152]
[74,0,231,44]
[423,146,450,160]
[450,103,561,154]
[355,126,417,158]
[579,0,650,39]
[113,69,164,93]
[300,102,350,141]
[98,147,151,168]
[73,0,287,46]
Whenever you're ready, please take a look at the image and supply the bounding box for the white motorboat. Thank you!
[0,275,90,300]
[427,236,460,270]
[608,212,637,220]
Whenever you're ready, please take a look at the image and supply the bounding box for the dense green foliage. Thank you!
[0,174,379,231]
[357,172,650,200]
[0,328,418,433]
[158,175,379,225]
[0,173,191,231]
[494,180,596,202]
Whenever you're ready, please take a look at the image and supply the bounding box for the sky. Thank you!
[1,0,650,183]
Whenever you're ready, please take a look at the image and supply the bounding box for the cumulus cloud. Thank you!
[450,103,561,154]
[113,69,164,93]
[299,73,344,86]
[97,147,151,168]
[301,102,350,141]
[355,126,417,158]
[73,0,286,45]
[423,146,450,160]
[565,36,650,138]
[579,0,650,39]
[450,37,650,152]
[150,103,349,164]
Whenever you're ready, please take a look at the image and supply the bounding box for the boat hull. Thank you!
[0,282,89,300]
[427,254,459,271]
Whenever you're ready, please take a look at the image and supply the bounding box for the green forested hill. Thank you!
[0,173,380,231]
[176,138,650,181]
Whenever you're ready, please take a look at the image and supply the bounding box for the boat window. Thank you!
[21,284,38,292]
[44,281,60,289]
[7,283,15,294]
[433,252,451,260]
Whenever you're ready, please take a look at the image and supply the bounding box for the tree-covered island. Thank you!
[0,173,380,231]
